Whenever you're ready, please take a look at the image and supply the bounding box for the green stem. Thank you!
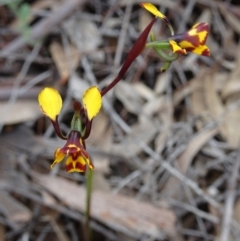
[153,47,179,62]
[160,61,171,72]
[145,40,171,49]
[147,33,178,66]
[85,166,94,241]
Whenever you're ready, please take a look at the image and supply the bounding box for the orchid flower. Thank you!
[38,86,102,172]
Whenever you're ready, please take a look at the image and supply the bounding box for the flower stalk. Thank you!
[84,167,94,241]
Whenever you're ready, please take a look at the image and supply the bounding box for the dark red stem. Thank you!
[101,17,157,96]
[51,116,67,140]
[82,119,92,140]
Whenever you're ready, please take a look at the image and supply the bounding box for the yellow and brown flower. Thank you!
[52,130,93,172]
[38,86,102,172]
[141,3,210,56]
[169,23,210,56]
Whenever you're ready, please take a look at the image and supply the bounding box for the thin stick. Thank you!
[220,151,240,241]
[113,3,132,68]
[0,42,41,132]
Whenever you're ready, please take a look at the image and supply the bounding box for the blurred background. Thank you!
[0,0,240,240]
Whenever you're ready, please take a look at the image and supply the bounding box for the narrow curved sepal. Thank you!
[38,87,62,121]
[82,86,102,120]
[140,3,174,35]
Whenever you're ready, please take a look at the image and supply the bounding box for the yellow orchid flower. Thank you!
[141,3,210,56]
[38,86,102,121]
[169,23,210,56]
[38,86,102,172]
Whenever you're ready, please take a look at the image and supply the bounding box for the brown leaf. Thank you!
[49,42,80,84]
[178,127,219,173]
[0,100,40,125]
[34,172,176,239]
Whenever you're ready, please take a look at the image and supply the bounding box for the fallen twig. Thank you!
[220,150,240,241]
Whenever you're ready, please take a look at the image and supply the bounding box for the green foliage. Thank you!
[1,0,31,42]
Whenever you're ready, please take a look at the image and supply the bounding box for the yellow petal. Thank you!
[178,40,194,49]
[191,45,210,56]
[140,3,174,35]
[186,27,208,46]
[192,23,209,44]
[65,154,86,172]
[169,40,187,55]
[82,86,102,120]
[140,3,166,19]
[38,87,62,121]
[51,149,65,169]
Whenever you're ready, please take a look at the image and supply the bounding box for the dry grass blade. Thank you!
[178,127,219,173]
[220,153,240,241]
